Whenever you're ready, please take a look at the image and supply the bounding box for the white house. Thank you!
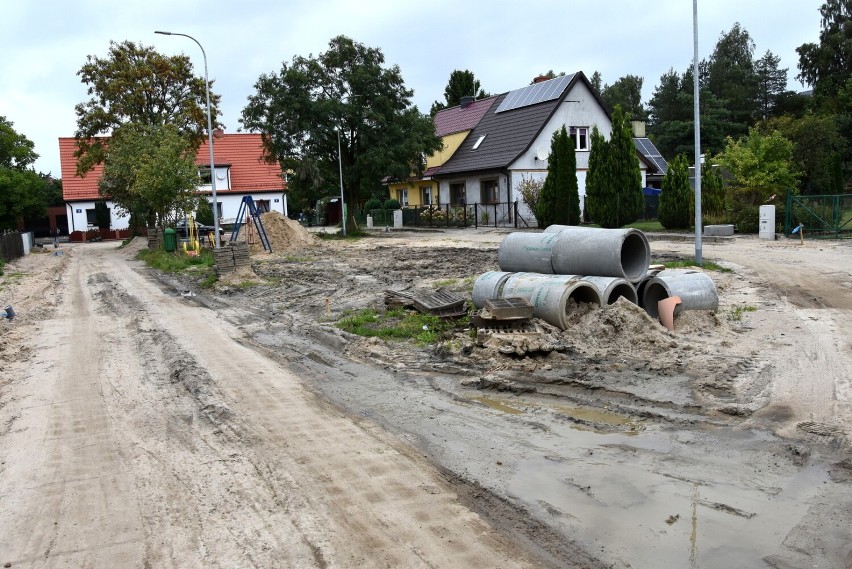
[58,133,287,233]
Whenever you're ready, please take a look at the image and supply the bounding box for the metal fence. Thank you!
[785,191,852,239]
[361,201,532,230]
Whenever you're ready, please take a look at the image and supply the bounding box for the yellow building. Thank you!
[387,96,496,207]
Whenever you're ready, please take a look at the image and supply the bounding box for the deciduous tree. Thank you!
[241,35,442,229]
[601,75,648,121]
[797,0,852,110]
[0,117,52,230]
[74,40,220,174]
[98,124,201,228]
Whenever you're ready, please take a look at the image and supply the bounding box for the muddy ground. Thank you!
[1,221,851,568]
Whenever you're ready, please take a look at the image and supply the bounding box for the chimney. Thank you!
[631,121,646,138]
[533,75,549,84]
[460,96,475,109]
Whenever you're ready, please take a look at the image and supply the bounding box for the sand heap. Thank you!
[242,211,315,253]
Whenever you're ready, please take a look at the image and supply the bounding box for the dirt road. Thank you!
[1,230,851,568]
[0,242,561,568]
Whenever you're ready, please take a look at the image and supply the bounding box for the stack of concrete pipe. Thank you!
[474,225,717,328]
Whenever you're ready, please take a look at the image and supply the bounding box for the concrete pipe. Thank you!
[551,226,650,283]
[543,224,571,233]
[472,271,514,309]
[497,231,561,273]
[579,276,638,305]
[502,273,602,329]
[642,270,718,318]
[635,269,663,308]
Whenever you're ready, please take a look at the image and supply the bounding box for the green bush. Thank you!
[658,155,692,229]
[195,202,215,226]
[363,198,383,212]
[384,198,401,210]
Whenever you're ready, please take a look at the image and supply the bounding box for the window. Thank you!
[570,127,589,150]
[198,167,212,185]
[421,186,432,205]
[450,182,465,204]
[396,188,409,206]
[255,199,271,213]
[85,208,97,226]
[480,179,498,203]
[472,135,486,150]
[209,201,222,219]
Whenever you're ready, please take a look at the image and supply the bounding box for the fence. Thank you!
[1,232,27,263]
[360,201,532,230]
[785,191,852,239]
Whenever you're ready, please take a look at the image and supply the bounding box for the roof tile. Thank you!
[433,97,497,137]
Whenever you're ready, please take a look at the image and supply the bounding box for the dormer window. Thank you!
[472,135,486,150]
[198,167,212,185]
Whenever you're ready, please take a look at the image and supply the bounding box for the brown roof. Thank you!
[433,97,496,137]
[59,133,285,202]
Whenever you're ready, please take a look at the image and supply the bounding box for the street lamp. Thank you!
[336,126,347,236]
[155,30,220,249]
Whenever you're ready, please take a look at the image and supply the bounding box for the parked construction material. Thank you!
[472,271,514,308]
[579,276,638,305]
[642,269,718,318]
[548,226,650,283]
[497,232,560,273]
[501,273,601,329]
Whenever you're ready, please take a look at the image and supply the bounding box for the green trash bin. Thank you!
[163,228,177,252]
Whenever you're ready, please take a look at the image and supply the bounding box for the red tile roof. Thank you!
[433,97,497,137]
[59,133,285,202]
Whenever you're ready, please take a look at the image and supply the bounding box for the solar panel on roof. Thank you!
[495,74,574,113]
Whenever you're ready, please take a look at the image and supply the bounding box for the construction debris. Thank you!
[384,289,467,318]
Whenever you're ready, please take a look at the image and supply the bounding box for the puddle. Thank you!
[548,404,638,427]
[470,396,524,415]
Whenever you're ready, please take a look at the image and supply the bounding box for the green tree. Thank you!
[702,158,726,221]
[716,128,799,231]
[601,75,648,121]
[537,126,580,227]
[589,71,603,94]
[0,117,51,230]
[647,68,729,159]
[658,154,692,229]
[707,23,759,138]
[763,112,844,194]
[586,106,644,227]
[430,69,490,115]
[531,70,567,84]
[241,35,442,231]
[74,40,221,174]
[98,124,201,227]
[754,50,788,120]
[797,0,852,110]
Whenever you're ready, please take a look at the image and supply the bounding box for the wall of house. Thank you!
[216,192,285,223]
[437,172,509,206]
[387,181,439,207]
[425,131,469,170]
[65,201,131,232]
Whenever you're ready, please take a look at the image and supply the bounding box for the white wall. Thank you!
[437,173,510,205]
[65,201,131,232]
[215,192,285,223]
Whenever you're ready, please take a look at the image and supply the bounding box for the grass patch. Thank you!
[625,220,666,232]
[435,278,459,287]
[728,305,757,321]
[660,258,732,273]
[137,248,214,273]
[337,307,463,344]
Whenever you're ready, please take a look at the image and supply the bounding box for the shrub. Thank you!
[658,154,692,229]
[384,198,401,210]
[363,198,383,212]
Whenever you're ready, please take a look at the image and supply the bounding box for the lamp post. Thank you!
[336,126,347,236]
[692,1,703,265]
[155,30,220,249]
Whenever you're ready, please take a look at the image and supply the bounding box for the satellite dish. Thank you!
[536,146,550,161]
[216,171,226,180]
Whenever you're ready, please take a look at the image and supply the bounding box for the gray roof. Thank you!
[435,73,606,178]
[435,92,560,176]
[633,138,668,174]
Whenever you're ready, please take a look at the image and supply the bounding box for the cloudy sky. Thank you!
[2,0,824,177]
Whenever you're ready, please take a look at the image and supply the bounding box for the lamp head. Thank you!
[154,30,172,35]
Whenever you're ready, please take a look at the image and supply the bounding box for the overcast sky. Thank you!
[2,0,824,177]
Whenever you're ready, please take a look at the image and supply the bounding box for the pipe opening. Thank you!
[620,232,650,281]
[566,283,602,309]
[607,283,638,305]
[643,282,670,318]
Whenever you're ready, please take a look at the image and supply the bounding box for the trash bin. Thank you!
[163,228,177,252]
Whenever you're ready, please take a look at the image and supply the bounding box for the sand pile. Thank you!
[243,211,315,253]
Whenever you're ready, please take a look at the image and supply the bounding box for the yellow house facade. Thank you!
[386,96,496,207]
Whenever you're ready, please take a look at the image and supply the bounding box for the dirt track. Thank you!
[1,228,851,568]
